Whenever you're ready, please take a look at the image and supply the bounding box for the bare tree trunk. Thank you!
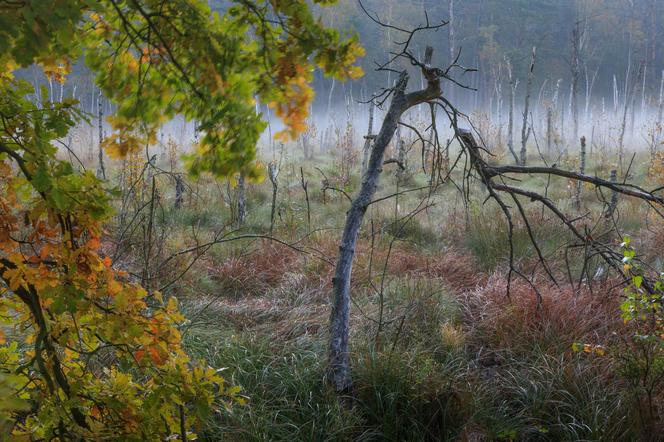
[618,81,634,172]
[174,175,185,209]
[327,77,336,122]
[265,105,274,159]
[585,66,599,123]
[613,75,619,114]
[546,106,553,155]
[605,169,619,219]
[448,0,455,63]
[658,70,664,144]
[268,163,279,234]
[328,48,441,394]
[574,136,586,211]
[571,17,585,143]
[237,174,246,227]
[552,78,562,152]
[536,78,547,118]
[506,58,519,163]
[328,83,406,393]
[520,47,536,166]
[560,85,566,152]
[300,167,311,228]
[630,63,644,140]
[361,102,375,175]
[97,90,106,180]
[641,61,647,118]
[48,77,53,103]
[448,0,455,102]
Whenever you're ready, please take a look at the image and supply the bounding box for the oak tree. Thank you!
[0,0,362,439]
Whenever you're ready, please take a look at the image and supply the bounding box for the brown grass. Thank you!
[460,273,624,357]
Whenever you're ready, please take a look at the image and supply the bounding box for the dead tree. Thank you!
[330,0,664,400]
[618,79,635,172]
[361,102,376,175]
[396,139,408,179]
[658,69,664,144]
[174,175,185,209]
[97,89,106,180]
[573,136,586,211]
[458,130,664,294]
[268,162,279,234]
[520,47,536,166]
[546,106,553,155]
[448,0,455,65]
[328,11,476,389]
[329,69,413,393]
[236,174,246,227]
[570,18,585,142]
[506,58,519,164]
[300,115,316,160]
[300,167,311,228]
[605,169,619,219]
[448,0,455,102]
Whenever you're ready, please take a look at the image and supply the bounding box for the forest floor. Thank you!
[106,142,664,441]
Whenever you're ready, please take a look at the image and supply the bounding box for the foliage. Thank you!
[0,77,243,440]
[572,237,664,434]
[0,0,363,439]
[0,0,364,178]
[617,237,664,430]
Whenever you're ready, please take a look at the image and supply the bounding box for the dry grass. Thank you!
[460,273,623,356]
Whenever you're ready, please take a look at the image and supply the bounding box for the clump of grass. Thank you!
[352,350,472,442]
[463,202,569,272]
[461,275,621,357]
[456,274,643,440]
[381,216,441,248]
[171,202,228,229]
[186,335,360,442]
[208,241,303,298]
[473,353,637,441]
[366,277,461,355]
[425,248,483,292]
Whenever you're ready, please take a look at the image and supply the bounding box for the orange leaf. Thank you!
[149,347,165,365]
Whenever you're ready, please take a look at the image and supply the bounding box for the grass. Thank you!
[474,353,637,441]
[149,145,664,441]
[463,201,571,271]
[189,336,359,442]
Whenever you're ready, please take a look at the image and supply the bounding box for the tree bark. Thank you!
[237,174,246,227]
[506,59,519,164]
[571,19,583,142]
[328,48,441,394]
[97,90,106,180]
[546,106,553,155]
[520,47,536,166]
[268,163,279,234]
[174,175,184,209]
[361,102,375,175]
[328,75,407,393]
[658,70,664,144]
[574,136,586,211]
